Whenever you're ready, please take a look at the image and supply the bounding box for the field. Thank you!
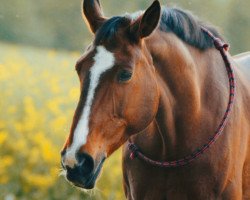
[0,42,125,200]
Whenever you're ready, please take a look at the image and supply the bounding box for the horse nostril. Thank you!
[77,153,94,176]
[61,149,66,157]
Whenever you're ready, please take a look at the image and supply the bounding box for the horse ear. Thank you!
[130,0,161,41]
[82,0,106,33]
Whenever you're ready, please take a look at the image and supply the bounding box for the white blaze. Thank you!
[64,46,115,168]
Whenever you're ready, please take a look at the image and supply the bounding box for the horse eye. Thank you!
[118,70,132,82]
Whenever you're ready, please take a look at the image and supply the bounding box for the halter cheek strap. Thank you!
[127,27,236,168]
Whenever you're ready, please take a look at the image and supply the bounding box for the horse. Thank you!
[60,0,250,199]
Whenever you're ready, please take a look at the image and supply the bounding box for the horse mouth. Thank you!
[69,157,105,190]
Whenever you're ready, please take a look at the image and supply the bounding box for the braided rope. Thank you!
[127,27,236,168]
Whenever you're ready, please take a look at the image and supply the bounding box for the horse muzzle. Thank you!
[61,152,105,189]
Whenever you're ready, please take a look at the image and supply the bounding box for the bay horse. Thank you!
[61,0,250,199]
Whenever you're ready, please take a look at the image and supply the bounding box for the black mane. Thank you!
[160,7,223,50]
[94,7,224,50]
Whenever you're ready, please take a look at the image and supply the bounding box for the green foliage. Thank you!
[0,0,249,54]
[0,42,125,200]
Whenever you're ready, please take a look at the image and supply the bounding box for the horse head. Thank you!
[61,0,161,189]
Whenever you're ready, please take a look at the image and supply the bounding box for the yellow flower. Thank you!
[69,87,79,101]
[0,156,14,183]
[0,131,7,145]
[0,63,11,81]
[22,169,55,188]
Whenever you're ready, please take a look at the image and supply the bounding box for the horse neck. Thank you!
[132,31,229,161]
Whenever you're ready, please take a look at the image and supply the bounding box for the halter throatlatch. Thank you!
[127,27,236,168]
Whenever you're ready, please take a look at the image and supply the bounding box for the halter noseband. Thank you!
[127,27,236,168]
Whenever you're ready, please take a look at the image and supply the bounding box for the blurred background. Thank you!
[0,0,249,200]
